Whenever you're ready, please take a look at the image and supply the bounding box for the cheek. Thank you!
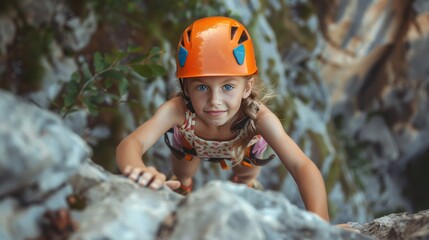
[225,94,243,108]
[188,94,205,108]
[188,90,201,100]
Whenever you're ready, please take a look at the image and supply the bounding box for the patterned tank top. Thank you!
[178,109,260,159]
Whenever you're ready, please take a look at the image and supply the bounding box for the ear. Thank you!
[243,77,254,99]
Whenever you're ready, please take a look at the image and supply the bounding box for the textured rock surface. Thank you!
[350,210,429,240]
[0,90,90,239]
[67,159,368,240]
[69,161,182,240]
[1,89,429,240]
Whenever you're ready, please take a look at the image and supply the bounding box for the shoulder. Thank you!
[162,96,186,109]
[255,104,283,133]
[255,103,276,122]
[153,96,186,126]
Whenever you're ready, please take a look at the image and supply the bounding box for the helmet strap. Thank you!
[179,78,195,112]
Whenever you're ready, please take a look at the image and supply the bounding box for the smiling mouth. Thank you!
[205,110,226,116]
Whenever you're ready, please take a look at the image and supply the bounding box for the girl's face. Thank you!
[186,76,254,127]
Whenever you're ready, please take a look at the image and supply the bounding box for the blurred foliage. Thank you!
[59,46,167,117]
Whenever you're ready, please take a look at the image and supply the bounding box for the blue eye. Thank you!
[223,84,234,91]
[197,85,208,91]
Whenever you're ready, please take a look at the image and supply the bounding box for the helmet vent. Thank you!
[230,26,238,40]
[187,30,192,41]
[238,31,248,44]
[180,38,185,46]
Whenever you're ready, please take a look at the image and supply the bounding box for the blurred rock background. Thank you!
[1,0,429,230]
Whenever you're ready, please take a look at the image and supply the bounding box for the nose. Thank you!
[208,89,222,105]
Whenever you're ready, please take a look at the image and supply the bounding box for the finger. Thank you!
[145,166,158,175]
[148,173,166,190]
[164,180,181,190]
[336,224,349,228]
[137,171,153,186]
[335,223,359,232]
[123,165,133,176]
[149,178,164,190]
[128,168,143,181]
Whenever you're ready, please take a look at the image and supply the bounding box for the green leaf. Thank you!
[127,45,143,53]
[94,52,105,73]
[132,65,153,78]
[83,80,94,92]
[148,64,166,77]
[104,78,113,89]
[94,93,105,104]
[129,54,148,64]
[88,104,99,116]
[100,69,124,80]
[112,49,128,59]
[83,96,99,116]
[104,53,116,64]
[71,72,80,82]
[64,94,76,108]
[119,78,129,96]
[60,106,78,116]
[148,47,163,62]
[60,106,68,115]
[114,65,129,72]
[149,47,161,57]
[64,80,79,107]
[86,87,99,97]
[81,63,93,83]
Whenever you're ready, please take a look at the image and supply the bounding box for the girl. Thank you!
[116,16,329,221]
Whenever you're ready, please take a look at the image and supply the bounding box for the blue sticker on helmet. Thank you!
[233,44,245,65]
[178,46,188,67]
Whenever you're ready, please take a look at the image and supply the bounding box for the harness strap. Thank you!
[242,142,276,166]
[179,78,195,113]
[164,128,185,160]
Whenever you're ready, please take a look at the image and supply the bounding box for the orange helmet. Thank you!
[176,16,258,78]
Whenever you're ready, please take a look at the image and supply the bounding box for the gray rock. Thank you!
[69,161,182,240]
[0,198,45,240]
[0,90,90,239]
[168,181,368,240]
[349,210,429,240]
[0,90,90,200]
[69,163,369,240]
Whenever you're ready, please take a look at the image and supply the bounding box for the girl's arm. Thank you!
[256,104,330,221]
[116,97,185,189]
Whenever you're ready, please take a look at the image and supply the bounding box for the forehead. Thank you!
[186,76,245,84]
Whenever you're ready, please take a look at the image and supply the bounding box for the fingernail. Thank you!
[138,176,149,186]
[129,171,140,181]
[151,181,161,189]
[124,166,132,175]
